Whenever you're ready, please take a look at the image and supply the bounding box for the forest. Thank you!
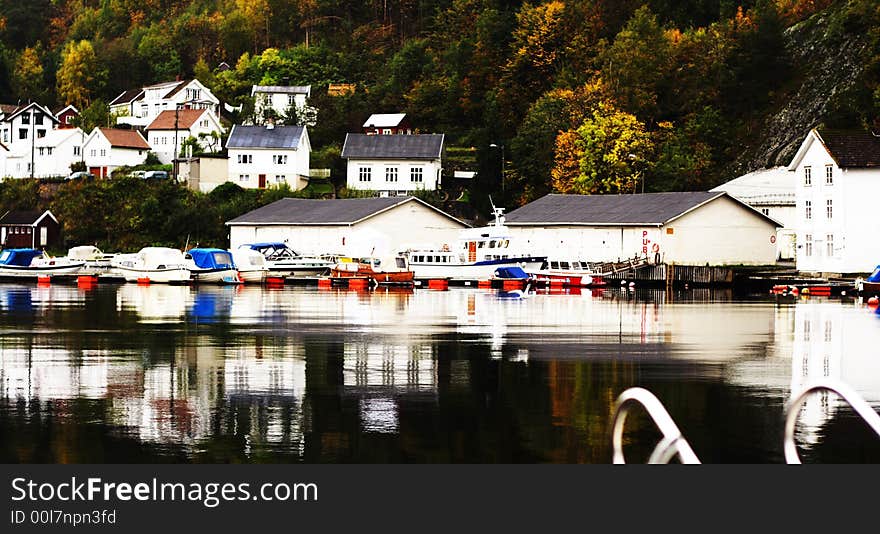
[0,0,879,216]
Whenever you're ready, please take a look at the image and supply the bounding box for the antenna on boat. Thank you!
[184,234,190,252]
[488,195,505,226]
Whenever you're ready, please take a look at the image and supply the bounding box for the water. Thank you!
[1,282,879,463]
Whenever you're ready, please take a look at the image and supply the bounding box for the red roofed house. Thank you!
[82,127,150,178]
[145,108,223,164]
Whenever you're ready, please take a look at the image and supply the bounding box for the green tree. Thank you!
[12,46,44,101]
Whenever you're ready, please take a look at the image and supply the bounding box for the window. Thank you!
[288,94,296,106]
[100,149,106,157]
[382,129,392,135]
[411,167,423,182]
[21,112,29,125]
[826,199,832,219]
[2,130,7,142]
[38,148,44,156]
[200,120,208,128]
[74,146,81,156]
[825,165,833,185]
[385,166,398,182]
[273,154,288,165]
[239,174,249,182]
[90,149,96,156]
[275,175,286,183]
[804,166,811,186]
[805,200,811,220]
[761,208,769,216]
[826,234,834,257]
[359,167,371,182]
[47,148,52,155]
[65,116,72,124]
[19,129,27,140]
[805,234,812,257]
[237,154,252,164]
[34,113,43,125]
[36,129,45,138]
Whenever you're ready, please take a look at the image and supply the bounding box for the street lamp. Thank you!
[489,143,505,194]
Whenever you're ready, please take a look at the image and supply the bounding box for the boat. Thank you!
[402,206,546,281]
[66,245,117,275]
[856,265,880,296]
[242,242,334,277]
[111,247,191,284]
[527,259,607,287]
[184,248,241,284]
[0,248,85,278]
[330,255,415,286]
[230,248,269,284]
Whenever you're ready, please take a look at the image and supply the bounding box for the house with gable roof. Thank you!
[341,133,444,196]
[110,79,220,128]
[789,128,880,274]
[145,108,224,164]
[251,85,314,125]
[82,127,150,178]
[362,113,412,135]
[226,125,311,190]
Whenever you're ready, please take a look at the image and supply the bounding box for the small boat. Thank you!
[242,242,334,277]
[330,255,414,286]
[403,206,546,281]
[184,248,241,284]
[230,248,269,284]
[528,260,607,288]
[67,245,117,275]
[112,247,191,284]
[856,265,880,296]
[0,248,85,278]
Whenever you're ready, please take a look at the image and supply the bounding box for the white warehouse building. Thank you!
[503,192,781,266]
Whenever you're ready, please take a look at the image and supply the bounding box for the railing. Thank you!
[610,387,701,464]
[784,379,880,464]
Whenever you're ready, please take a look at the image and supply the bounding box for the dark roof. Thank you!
[505,192,745,226]
[109,89,144,106]
[226,125,304,149]
[4,102,58,124]
[341,134,443,159]
[816,129,880,168]
[0,210,51,225]
[226,196,464,226]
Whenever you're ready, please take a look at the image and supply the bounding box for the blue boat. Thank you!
[184,248,240,284]
[0,248,85,278]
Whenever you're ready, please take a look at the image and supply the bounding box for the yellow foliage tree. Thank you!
[56,40,97,109]
[13,47,44,100]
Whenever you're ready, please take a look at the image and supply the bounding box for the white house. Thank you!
[251,85,313,125]
[82,127,150,178]
[789,128,880,274]
[33,127,86,177]
[503,192,781,266]
[362,113,412,135]
[145,108,223,164]
[110,79,220,128]
[0,102,59,178]
[710,166,796,260]
[225,125,311,190]
[226,196,468,256]
[341,133,444,196]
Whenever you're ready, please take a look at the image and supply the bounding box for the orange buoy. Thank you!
[348,278,370,289]
[868,296,879,307]
[502,280,522,291]
[478,280,492,289]
[427,279,449,291]
[37,275,51,285]
[137,277,151,285]
[317,277,332,288]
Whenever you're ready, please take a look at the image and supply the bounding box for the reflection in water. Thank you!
[1,283,879,463]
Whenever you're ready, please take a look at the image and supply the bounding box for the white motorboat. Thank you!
[402,206,546,281]
[230,248,269,284]
[242,242,334,277]
[112,247,191,284]
[0,248,85,278]
[184,248,241,284]
[67,245,117,275]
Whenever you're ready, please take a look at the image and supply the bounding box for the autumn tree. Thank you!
[56,39,99,109]
[13,46,44,101]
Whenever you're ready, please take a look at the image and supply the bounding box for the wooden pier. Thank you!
[605,263,735,288]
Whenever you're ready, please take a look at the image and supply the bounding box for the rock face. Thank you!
[728,10,871,176]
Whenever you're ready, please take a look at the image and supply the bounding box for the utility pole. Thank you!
[173,103,181,182]
[29,105,35,179]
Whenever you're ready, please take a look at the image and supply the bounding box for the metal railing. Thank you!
[784,379,880,464]
[610,387,701,464]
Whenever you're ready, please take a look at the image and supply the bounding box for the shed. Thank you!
[0,210,61,249]
[504,192,781,266]
[226,196,468,256]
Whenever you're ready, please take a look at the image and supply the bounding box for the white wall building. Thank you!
[110,79,220,128]
[145,108,224,164]
[711,167,796,260]
[82,127,150,178]
[251,85,313,125]
[226,125,311,190]
[789,128,880,274]
[33,127,86,177]
[504,192,780,266]
[0,103,59,178]
[226,196,468,257]
[341,133,444,196]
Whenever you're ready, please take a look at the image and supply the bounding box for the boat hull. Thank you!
[0,263,85,278]
[529,271,607,287]
[330,266,414,285]
[237,268,268,284]
[190,268,241,285]
[408,257,546,281]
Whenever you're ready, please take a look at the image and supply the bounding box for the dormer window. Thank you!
[804,166,811,186]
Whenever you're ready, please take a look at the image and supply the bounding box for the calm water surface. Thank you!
[1,282,879,463]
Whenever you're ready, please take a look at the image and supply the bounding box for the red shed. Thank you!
[0,210,61,249]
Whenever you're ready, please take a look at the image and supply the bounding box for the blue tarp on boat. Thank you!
[186,248,235,270]
[494,266,529,279]
[868,265,880,283]
[0,248,42,267]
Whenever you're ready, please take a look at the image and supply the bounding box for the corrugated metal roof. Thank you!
[504,192,734,226]
[341,133,443,159]
[226,125,304,149]
[226,196,466,227]
[816,129,880,168]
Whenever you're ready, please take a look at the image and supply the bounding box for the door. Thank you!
[259,174,266,188]
[40,226,48,247]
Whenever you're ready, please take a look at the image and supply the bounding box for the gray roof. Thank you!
[252,85,311,95]
[504,192,774,226]
[341,134,443,160]
[226,196,467,226]
[226,125,305,149]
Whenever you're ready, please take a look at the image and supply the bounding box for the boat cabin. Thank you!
[0,248,42,266]
[186,248,235,270]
